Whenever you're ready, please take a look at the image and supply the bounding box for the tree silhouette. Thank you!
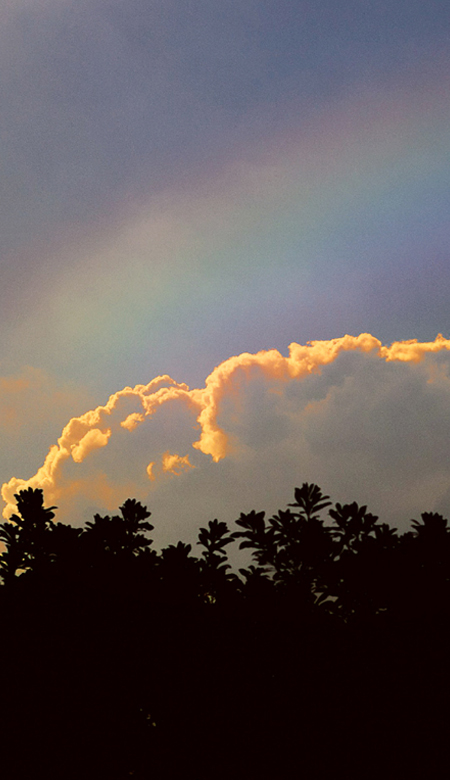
[232,509,273,567]
[197,518,236,603]
[329,500,379,552]
[288,481,332,519]
[0,487,56,582]
[0,520,25,585]
[84,498,154,557]
[0,481,449,779]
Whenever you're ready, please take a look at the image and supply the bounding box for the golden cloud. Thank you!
[2,333,450,519]
[161,452,194,475]
[71,428,111,463]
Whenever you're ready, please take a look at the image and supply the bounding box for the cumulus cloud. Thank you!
[71,429,111,463]
[2,334,450,543]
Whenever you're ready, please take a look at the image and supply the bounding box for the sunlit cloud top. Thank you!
[3,334,450,547]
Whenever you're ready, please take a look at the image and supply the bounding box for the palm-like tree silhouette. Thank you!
[329,501,379,552]
[233,509,273,567]
[288,482,332,520]
[197,518,236,603]
[411,511,449,542]
[0,487,56,582]
[84,498,154,557]
[0,521,25,585]
[197,518,233,570]
[234,485,334,609]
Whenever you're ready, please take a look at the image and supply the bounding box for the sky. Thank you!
[1,1,450,547]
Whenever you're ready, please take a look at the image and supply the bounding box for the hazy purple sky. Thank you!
[1,1,450,540]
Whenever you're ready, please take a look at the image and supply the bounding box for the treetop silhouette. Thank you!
[0,481,449,779]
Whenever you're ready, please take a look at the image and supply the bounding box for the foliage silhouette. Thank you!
[0,486,57,581]
[288,481,332,519]
[84,498,154,557]
[0,482,449,778]
[197,518,233,570]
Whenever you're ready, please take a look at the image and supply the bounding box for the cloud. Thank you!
[71,429,111,463]
[146,462,156,481]
[2,334,450,543]
[162,452,194,476]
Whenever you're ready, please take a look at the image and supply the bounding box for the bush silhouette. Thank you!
[0,483,449,778]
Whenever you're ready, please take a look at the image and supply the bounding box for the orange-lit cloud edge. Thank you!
[2,333,449,519]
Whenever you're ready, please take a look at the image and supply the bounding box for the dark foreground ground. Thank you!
[0,580,448,779]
